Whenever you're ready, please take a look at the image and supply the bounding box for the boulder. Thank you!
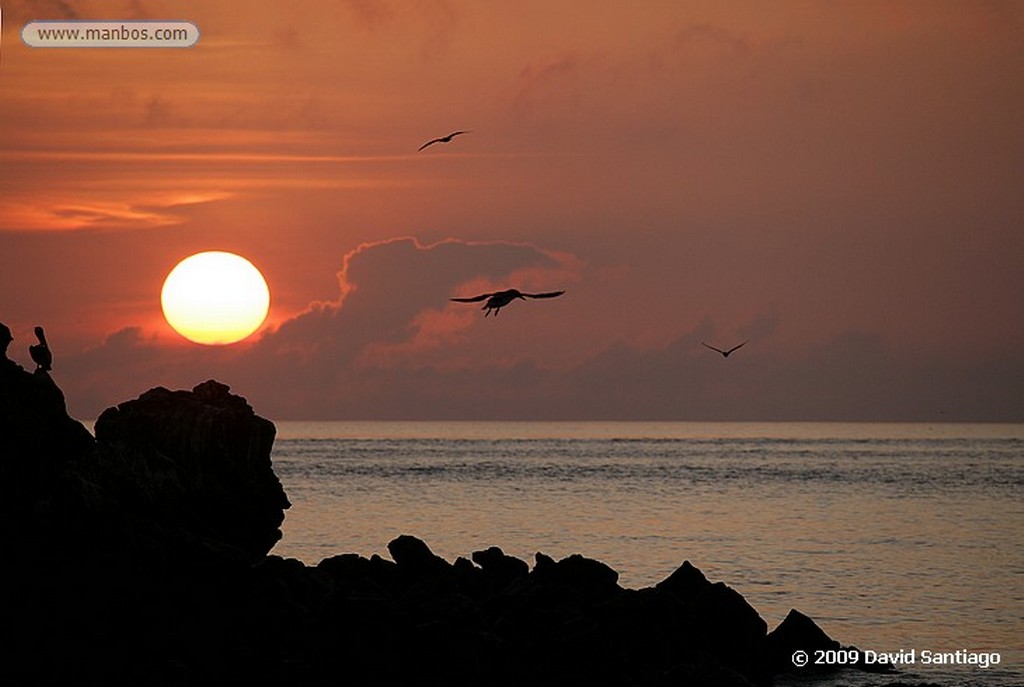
[92,379,289,564]
[766,608,896,676]
[388,533,453,577]
[530,551,621,600]
[766,608,840,675]
[472,545,529,588]
[656,560,770,684]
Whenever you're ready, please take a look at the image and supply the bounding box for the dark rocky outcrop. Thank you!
[92,379,288,565]
[766,608,842,675]
[1,361,94,519]
[1,373,878,686]
[3,370,288,569]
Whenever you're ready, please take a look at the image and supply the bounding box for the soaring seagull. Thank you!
[30,326,52,371]
[418,130,471,151]
[450,289,565,317]
[701,340,748,358]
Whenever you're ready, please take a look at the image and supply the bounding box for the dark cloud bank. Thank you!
[44,237,1024,422]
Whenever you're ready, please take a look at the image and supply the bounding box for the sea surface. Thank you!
[269,422,1024,686]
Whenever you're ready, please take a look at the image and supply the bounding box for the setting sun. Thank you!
[161,251,270,345]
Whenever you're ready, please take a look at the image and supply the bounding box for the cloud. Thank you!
[255,236,578,372]
[341,0,395,31]
[673,23,753,56]
[56,236,581,417]
[339,0,458,59]
[737,310,780,343]
[512,53,586,119]
[558,328,1024,422]
[0,191,233,232]
[54,326,256,415]
[56,314,1024,423]
[49,237,1022,423]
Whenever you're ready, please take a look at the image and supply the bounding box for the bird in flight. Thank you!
[701,340,748,358]
[30,326,53,372]
[418,130,472,151]
[451,289,565,317]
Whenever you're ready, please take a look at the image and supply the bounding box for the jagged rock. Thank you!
[535,550,557,570]
[766,608,843,675]
[471,545,529,586]
[92,379,289,564]
[0,361,94,524]
[2,373,872,687]
[531,551,621,600]
[766,608,897,676]
[388,533,453,577]
[657,560,768,642]
[656,560,770,684]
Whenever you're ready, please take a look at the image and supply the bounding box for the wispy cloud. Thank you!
[0,191,233,232]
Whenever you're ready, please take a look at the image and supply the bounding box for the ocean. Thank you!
[268,422,1023,686]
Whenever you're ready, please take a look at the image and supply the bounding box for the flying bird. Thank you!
[450,289,565,317]
[701,340,748,358]
[30,326,52,372]
[418,130,472,151]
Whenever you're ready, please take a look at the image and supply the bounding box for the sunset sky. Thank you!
[2,1,1022,421]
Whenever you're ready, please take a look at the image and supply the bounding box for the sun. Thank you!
[161,251,270,345]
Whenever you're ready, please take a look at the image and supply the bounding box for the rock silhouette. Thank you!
[0,346,93,520]
[1,372,891,686]
[1,322,13,360]
[92,379,288,564]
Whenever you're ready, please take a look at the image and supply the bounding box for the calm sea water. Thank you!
[269,422,1024,686]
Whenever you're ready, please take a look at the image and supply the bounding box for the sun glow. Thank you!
[161,251,270,345]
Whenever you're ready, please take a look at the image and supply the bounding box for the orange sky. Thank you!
[2,1,1022,420]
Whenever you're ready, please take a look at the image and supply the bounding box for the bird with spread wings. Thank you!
[418,130,472,151]
[450,289,565,317]
[701,340,748,358]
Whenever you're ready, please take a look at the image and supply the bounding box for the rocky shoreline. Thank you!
[1,362,918,686]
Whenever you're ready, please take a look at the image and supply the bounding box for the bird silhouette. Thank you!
[450,289,565,317]
[701,340,747,358]
[30,326,52,371]
[418,130,472,151]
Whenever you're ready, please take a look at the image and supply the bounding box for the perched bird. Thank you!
[30,326,52,371]
[701,340,747,358]
[450,289,565,317]
[418,130,472,151]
